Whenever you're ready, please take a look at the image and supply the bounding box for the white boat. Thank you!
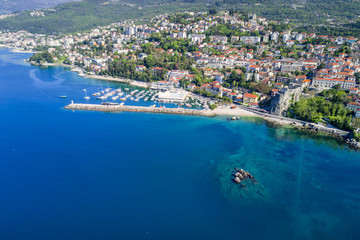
[83,89,90,100]
[130,97,134,101]
[130,90,138,95]
[101,102,119,105]
[112,96,119,101]
[134,99,139,102]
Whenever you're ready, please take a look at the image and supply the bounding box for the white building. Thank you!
[189,34,205,43]
[157,90,188,102]
[240,36,261,44]
[312,77,356,90]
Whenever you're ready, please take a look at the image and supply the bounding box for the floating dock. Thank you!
[65,103,216,117]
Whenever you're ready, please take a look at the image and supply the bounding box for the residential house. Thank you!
[243,93,258,104]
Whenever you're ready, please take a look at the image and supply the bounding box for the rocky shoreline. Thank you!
[261,115,360,149]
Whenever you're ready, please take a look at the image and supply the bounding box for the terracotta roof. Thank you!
[315,77,343,82]
[244,93,258,99]
[348,102,360,106]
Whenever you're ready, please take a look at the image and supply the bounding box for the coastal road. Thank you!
[237,105,349,137]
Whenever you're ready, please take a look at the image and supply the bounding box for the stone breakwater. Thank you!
[65,103,216,117]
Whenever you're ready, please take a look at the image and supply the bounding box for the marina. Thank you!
[63,85,211,110]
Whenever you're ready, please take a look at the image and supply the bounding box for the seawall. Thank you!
[238,105,350,138]
[65,103,216,117]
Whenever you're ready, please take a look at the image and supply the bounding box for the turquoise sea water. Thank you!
[1,48,360,240]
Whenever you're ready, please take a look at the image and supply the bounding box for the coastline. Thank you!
[29,61,150,88]
[0,44,36,54]
[19,54,360,149]
[65,102,360,148]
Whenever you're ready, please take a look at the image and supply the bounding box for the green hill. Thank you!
[0,0,209,34]
[1,0,360,34]
[0,0,76,14]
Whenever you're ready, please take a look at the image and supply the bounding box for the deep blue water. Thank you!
[1,48,360,240]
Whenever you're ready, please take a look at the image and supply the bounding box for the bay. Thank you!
[0,49,359,240]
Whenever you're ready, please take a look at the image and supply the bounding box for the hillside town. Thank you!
[1,10,360,134]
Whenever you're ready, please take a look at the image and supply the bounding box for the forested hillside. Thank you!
[0,0,77,14]
[1,0,360,34]
[0,0,210,34]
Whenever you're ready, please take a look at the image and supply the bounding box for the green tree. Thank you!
[144,55,156,68]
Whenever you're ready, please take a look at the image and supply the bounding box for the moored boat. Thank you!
[101,102,119,105]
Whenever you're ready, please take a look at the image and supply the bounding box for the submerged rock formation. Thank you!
[233,168,257,186]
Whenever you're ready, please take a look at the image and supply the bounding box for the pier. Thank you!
[65,103,216,117]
